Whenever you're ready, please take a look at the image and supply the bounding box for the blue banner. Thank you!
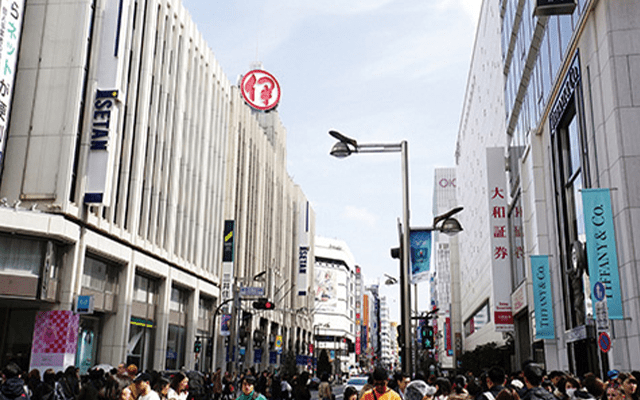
[530,255,555,339]
[269,351,278,364]
[254,348,263,364]
[410,229,432,284]
[582,188,623,319]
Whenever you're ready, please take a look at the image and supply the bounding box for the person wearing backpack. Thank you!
[235,376,265,400]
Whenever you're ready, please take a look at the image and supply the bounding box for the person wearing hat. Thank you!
[236,375,266,400]
[362,367,401,400]
[405,380,430,400]
[135,374,159,400]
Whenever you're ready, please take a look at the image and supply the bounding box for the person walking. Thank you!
[134,373,159,400]
[318,374,332,400]
[482,368,507,400]
[235,376,266,400]
[0,362,30,400]
[167,373,189,400]
[291,373,311,400]
[212,369,223,400]
[520,364,557,400]
[54,367,79,400]
[361,367,402,400]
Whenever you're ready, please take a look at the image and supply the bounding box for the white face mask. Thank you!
[566,388,577,397]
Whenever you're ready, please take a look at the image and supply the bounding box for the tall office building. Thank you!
[454,0,509,361]
[456,0,640,373]
[313,237,357,374]
[431,168,458,370]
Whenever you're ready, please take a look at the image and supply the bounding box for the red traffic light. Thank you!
[252,298,275,310]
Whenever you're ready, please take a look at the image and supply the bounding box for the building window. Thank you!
[553,101,588,327]
[128,273,157,371]
[170,286,188,313]
[0,234,46,275]
[463,301,490,337]
[83,255,119,293]
[166,324,186,370]
[167,285,189,369]
[133,274,156,304]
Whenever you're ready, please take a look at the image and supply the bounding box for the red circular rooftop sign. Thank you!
[240,69,281,111]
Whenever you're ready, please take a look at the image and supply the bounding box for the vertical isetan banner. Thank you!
[298,201,310,296]
[84,0,129,204]
[581,188,623,319]
[220,220,235,335]
[410,229,432,284]
[486,147,514,331]
[530,255,555,340]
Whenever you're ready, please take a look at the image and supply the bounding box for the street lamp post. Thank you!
[329,130,413,375]
[329,130,465,376]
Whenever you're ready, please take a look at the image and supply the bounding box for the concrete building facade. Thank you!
[454,0,508,358]
[455,0,640,374]
[431,168,458,370]
[0,0,313,374]
[313,237,357,374]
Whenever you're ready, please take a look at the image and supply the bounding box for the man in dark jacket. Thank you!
[0,362,30,400]
[481,367,506,400]
[521,364,558,400]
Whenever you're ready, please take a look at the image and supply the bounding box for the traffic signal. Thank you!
[206,340,213,357]
[423,326,434,349]
[390,247,401,259]
[194,339,202,353]
[252,298,275,310]
[396,324,404,347]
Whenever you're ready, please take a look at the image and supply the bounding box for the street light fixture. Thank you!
[328,129,413,375]
[384,274,398,286]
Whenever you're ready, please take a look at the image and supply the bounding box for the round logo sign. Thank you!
[240,69,281,111]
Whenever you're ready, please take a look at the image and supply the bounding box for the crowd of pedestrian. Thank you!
[2,361,638,400]
[0,363,313,400]
[341,363,639,400]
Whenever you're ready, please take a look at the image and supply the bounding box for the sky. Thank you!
[181,0,483,322]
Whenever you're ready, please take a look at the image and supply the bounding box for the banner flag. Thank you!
[530,255,555,339]
[581,188,623,319]
[410,229,432,283]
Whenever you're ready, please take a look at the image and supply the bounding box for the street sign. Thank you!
[240,286,265,297]
[598,332,611,353]
[76,295,94,314]
[594,282,606,302]
[595,300,610,332]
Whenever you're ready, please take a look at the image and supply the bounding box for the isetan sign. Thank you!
[240,69,281,111]
[534,0,576,16]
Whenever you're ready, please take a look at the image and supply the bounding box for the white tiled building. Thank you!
[313,237,357,374]
[0,0,313,373]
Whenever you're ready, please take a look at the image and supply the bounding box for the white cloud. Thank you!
[342,205,378,227]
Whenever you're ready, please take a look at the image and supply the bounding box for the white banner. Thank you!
[486,147,514,332]
[84,0,129,204]
[297,201,310,296]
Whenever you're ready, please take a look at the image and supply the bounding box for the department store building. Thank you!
[0,0,314,373]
